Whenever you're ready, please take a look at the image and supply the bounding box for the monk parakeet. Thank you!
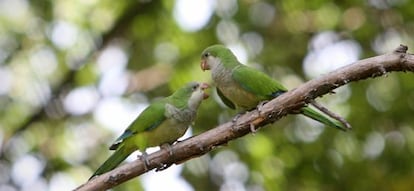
[200,44,349,131]
[90,82,209,178]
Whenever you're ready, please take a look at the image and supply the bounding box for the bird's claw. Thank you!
[250,123,257,134]
[154,143,175,172]
[232,113,242,123]
[138,152,150,171]
[257,100,269,116]
[155,163,172,172]
[160,143,174,157]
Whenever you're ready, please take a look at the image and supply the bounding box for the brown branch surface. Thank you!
[75,45,414,191]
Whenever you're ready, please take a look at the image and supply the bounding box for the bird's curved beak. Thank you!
[201,59,210,71]
[200,82,210,99]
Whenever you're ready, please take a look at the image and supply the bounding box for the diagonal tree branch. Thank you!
[74,45,414,191]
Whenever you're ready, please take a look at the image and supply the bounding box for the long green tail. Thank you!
[90,145,134,180]
[301,106,347,131]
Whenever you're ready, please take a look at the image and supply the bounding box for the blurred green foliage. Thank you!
[1,0,414,190]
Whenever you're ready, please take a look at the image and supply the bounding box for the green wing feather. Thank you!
[110,99,167,150]
[301,106,347,131]
[217,88,236,109]
[232,66,347,131]
[90,144,134,179]
[232,65,287,99]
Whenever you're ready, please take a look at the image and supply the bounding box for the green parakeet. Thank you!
[90,82,209,178]
[200,44,348,131]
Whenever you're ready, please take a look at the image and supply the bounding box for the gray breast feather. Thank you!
[165,103,197,124]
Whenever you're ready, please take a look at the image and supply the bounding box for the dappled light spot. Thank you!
[401,126,414,154]
[96,45,129,96]
[303,31,361,78]
[342,7,366,30]
[0,0,28,24]
[210,150,239,184]
[63,86,99,115]
[372,29,403,54]
[363,132,385,159]
[260,157,285,183]
[185,155,210,177]
[173,0,214,32]
[215,0,238,19]
[98,68,128,97]
[216,20,240,44]
[245,134,274,159]
[49,21,79,50]
[0,67,12,95]
[154,42,180,64]
[334,134,362,162]
[29,47,58,77]
[97,45,128,74]
[11,155,45,189]
[249,2,275,27]
[241,32,264,58]
[93,97,147,134]
[142,165,193,191]
[49,173,76,191]
[366,75,400,112]
[221,162,249,190]
[385,130,405,151]
[286,116,324,143]
[328,149,344,167]
[227,44,247,64]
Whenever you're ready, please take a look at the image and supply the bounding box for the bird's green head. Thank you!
[171,82,210,110]
[200,44,239,71]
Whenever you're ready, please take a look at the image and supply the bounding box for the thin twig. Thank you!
[309,100,352,129]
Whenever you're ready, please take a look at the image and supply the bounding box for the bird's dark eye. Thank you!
[203,52,210,58]
[192,84,199,91]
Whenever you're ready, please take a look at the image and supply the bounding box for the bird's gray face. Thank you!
[201,51,222,71]
[200,51,211,71]
[188,82,210,109]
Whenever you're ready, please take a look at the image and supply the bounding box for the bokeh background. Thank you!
[1,0,414,190]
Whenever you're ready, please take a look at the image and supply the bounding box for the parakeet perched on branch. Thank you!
[200,44,349,131]
[90,82,209,178]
